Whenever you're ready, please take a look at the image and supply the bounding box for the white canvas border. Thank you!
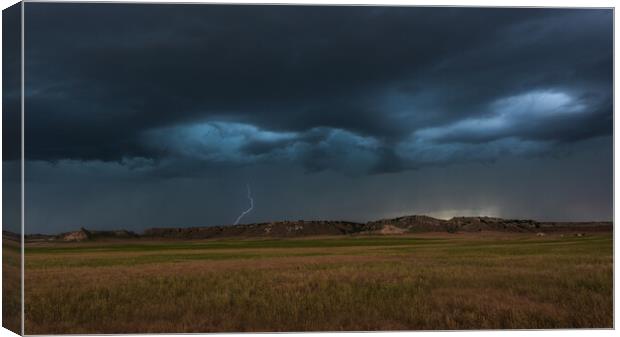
[0,1,616,337]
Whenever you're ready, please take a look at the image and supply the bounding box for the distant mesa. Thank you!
[60,227,91,242]
[46,227,139,242]
[18,215,612,243]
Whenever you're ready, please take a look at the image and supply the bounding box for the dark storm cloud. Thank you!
[3,3,21,162]
[18,4,614,233]
[23,4,613,174]
[3,3,22,233]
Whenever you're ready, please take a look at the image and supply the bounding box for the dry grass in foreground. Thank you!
[24,233,612,333]
[3,239,21,334]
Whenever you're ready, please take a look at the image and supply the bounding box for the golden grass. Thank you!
[24,233,613,333]
[3,240,21,334]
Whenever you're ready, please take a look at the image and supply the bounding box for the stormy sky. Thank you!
[14,4,613,234]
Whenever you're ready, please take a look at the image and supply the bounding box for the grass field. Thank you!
[3,239,21,334]
[23,233,613,333]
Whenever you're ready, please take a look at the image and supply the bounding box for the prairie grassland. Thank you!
[24,233,612,333]
[3,240,21,334]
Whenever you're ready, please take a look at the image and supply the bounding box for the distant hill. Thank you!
[361,215,611,234]
[26,227,139,243]
[21,215,612,242]
[143,220,367,239]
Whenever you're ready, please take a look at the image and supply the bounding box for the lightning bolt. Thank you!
[233,184,254,225]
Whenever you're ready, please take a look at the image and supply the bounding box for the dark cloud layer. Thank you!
[24,5,612,171]
[3,3,22,233]
[17,4,613,232]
